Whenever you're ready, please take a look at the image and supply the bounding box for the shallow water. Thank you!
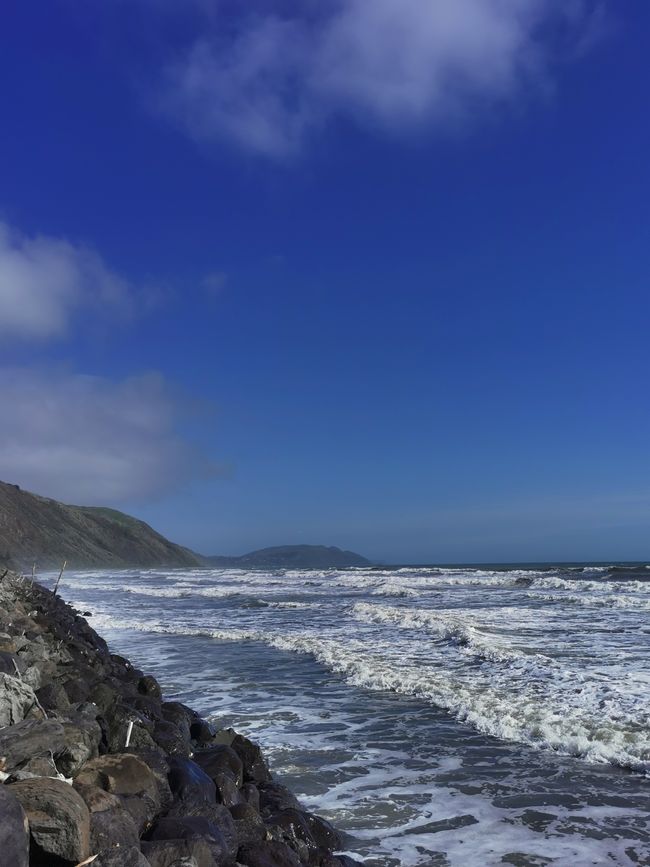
[44,564,650,866]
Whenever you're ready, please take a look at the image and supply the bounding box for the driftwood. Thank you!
[52,560,67,597]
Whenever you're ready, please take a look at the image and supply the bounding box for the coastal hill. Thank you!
[0,480,370,570]
[205,545,371,569]
[0,480,201,570]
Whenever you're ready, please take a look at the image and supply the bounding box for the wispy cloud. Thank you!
[0,221,140,341]
[0,368,216,504]
[157,0,605,157]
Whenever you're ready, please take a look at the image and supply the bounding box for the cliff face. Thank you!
[0,481,201,570]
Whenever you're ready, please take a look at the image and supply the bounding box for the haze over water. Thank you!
[45,564,650,866]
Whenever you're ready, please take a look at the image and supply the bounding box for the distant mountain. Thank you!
[204,544,370,569]
[0,481,201,570]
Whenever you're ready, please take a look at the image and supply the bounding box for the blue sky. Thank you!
[0,1,648,563]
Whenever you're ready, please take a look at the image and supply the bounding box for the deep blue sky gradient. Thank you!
[1,3,649,562]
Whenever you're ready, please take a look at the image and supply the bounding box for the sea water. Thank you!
[44,564,650,866]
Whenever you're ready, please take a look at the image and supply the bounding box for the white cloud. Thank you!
[158,0,604,157]
[0,368,214,504]
[0,222,134,340]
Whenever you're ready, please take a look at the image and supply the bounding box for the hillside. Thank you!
[205,544,370,569]
[0,481,201,570]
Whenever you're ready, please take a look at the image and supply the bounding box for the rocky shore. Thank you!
[0,570,364,867]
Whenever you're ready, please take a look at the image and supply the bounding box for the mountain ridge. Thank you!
[0,481,370,570]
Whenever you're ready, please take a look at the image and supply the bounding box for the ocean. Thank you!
[43,563,650,866]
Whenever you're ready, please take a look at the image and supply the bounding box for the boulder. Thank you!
[0,673,40,726]
[148,815,231,863]
[166,800,239,859]
[35,681,71,712]
[153,719,192,756]
[193,745,244,789]
[56,716,102,776]
[0,784,29,867]
[237,840,302,867]
[231,735,272,784]
[75,752,163,833]
[0,718,65,772]
[161,701,199,740]
[241,783,260,812]
[168,755,217,804]
[230,802,267,847]
[89,799,140,855]
[94,845,151,867]
[191,718,217,745]
[10,776,91,863]
[258,783,302,816]
[142,837,226,867]
[138,674,162,699]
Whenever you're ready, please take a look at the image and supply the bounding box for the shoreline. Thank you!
[0,570,364,867]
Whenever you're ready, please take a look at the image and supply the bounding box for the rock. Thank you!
[142,837,226,867]
[56,716,102,776]
[161,701,199,740]
[336,857,365,867]
[153,719,192,756]
[76,752,160,799]
[241,784,260,812]
[305,813,341,851]
[193,745,244,788]
[89,798,140,855]
[265,809,318,860]
[148,816,232,863]
[231,735,272,784]
[75,752,163,833]
[191,718,217,745]
[35,680,71,712]
[94,845,151,867]
[0,672,40,726]
[126,748,173,814]
[0,718,65,772]
[138,674,162,699]
[168,755,218,803]
[0,784,29,867]
[166,801,239,859]
[0,650,25,675]
[63,675,92,703]
[90,682,120,715]
[258,783,302,816]
[237,840,302,867]
[230,803,267,847]
[0,633,17,652]
[10,776,91,863]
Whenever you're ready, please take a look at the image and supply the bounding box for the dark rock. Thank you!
[168,755,217,803]
[35,681,71,712]
[63,675,92,703]
[265,808,316,861]
[161,700,199,739]
[230,802,267,847]
[238,840,302,867]
[242,783,260,811]
[305,813,342,850]
[126,748,173,814]
[258,782,302,815]
[56,716,102,776]
[193,745,244,788]
[231,734,272,784]
[165,800,239,859]
[0,718,65,772]
[142,837,226,866]
[153,719,192,756]
[191,717,217,745]
[138,674,162,699]
[148,816,231,863]
[90,682,120,716]
[94,845,151,867]
[89,799,140,855]
[10,776,91,863]
[0,784,29,867]
[336,857,365,867]
[0,650,25,675]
